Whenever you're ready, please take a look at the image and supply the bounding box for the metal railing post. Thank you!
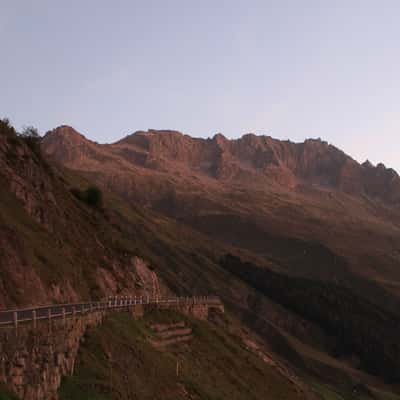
[48,308,52,332]
[13,311,18,334]
[32,310,37,330]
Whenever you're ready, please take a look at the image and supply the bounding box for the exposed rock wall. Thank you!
[0,311,104,400]
[42,126,400,206]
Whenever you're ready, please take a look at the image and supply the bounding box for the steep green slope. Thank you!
[220,254,400,382]
[58,310,400,400]
[58,310,308,400]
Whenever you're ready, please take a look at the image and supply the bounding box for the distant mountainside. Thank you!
[43,125,400,204]
[42,126,400,300]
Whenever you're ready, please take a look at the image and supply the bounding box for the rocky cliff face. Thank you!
[43,126,400,205]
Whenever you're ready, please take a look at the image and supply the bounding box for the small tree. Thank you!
[20,126,40,138]
[19,125,41,154]
[0,118,17,137]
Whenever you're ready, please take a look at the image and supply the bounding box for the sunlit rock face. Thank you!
[43,127,400,204]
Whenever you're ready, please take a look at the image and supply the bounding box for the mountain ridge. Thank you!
[43,126,400,205]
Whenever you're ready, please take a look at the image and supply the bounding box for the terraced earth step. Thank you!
[150,334,193,349]
[149,322,185,332]
[155,327,192,340]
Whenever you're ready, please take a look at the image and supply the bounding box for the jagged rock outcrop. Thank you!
[42,127,400,204]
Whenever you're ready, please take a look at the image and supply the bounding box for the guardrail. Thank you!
[0,296,221,328]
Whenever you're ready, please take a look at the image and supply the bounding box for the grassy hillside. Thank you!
[58,310,309,400]
[58,310,400,400]
[220,254,400,382]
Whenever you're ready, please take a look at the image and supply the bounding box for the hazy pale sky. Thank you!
[1,1,399,171]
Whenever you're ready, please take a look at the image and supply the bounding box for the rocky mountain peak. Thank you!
[41,126,400,205]
[362,160,374,168]
[42,125,98,165]
[212,132,227,144]
[45,125,87,142]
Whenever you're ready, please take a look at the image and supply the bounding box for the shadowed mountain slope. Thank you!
[42,126,400,301]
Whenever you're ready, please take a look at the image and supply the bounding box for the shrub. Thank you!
[85,186,103,208]
[19,126,40,139]
[0,118,17,137]
[19,126,41,154]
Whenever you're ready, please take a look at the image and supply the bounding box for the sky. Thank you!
[1,0,399,171]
